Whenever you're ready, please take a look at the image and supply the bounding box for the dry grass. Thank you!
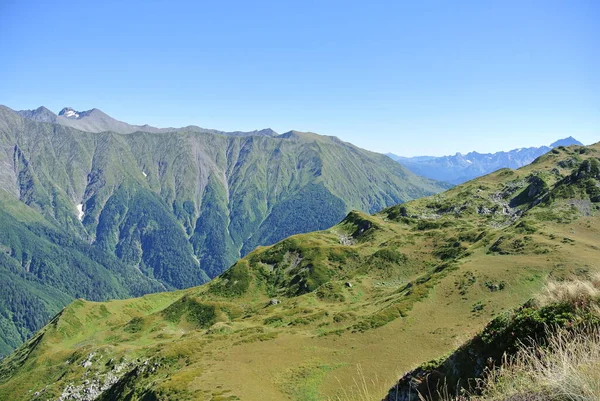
[329,365,392,401]
[480,324,600,401]
[328,276,600,401]
[536,273,600,310]
[412,325,600,401]
[329,364,435,401]
[415,276,600,401]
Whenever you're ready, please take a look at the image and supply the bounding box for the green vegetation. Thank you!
[1,138,600,400]
[0,106,446,355]
[0,202,163,356]
[163,296,217,329]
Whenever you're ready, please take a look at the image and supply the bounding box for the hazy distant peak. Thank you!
[551,136,583,147]
[15,106,58,123]
[255,128,278,137]
[34,106,53,114]
[389,136,584,185]
[223,128,278,137]
[279,130,339,142]
[11,104,282,138]
[58,107,105,120]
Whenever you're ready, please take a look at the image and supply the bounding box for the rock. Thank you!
[526,175,547,198]
[81,352,96,368]
[268,299,281,306]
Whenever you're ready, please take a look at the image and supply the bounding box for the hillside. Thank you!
[0,105,446,356]
[1,142,598,400]
[389,136,583,184]
[0,190,164,356]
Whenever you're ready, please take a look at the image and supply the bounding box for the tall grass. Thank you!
[427,275,600,401]
[536,273,600,310]
[329,365,399,401]
[480,324,600,401]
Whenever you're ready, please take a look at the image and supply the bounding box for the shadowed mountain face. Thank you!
[1,140,598,401]
[388,136,584,184]
[0,105,447,356]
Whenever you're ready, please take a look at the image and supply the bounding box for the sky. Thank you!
[0,0,598,156]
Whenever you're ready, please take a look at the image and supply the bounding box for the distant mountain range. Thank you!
[387,136,584,184]
[0,105,448,355]
[16,106,278,137]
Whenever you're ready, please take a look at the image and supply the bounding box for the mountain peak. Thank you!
[550,136,583,147]
[58,107,80,119]
[15,106,58,123]
[255,128,278,137]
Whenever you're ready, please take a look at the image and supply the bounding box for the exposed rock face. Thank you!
[55,354,159,401]
[527,176,548,198]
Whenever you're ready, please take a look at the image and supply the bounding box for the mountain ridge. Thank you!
[388,136,584,184]
[0,105,448,356]
[14,105,278,137]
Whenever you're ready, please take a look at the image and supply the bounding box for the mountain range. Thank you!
[16,106,279,137]
[388,136,584,184]
[0,105,448,356]
[1,139,598,400]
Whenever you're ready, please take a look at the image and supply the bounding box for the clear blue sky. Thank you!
[1,0,598,156]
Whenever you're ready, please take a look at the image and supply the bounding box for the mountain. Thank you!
[550,136,584,147]
[2,142,598,400]
[16,106,279,137]
[389,136,584,184]
[0,105,447,356]
[0,190,165,355]
[14,106,57,123]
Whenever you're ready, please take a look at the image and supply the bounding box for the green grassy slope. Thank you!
[1,143,598,400]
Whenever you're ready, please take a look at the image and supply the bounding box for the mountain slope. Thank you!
[2,142,598,400]
[0,190,164,356]
[389,136,584,184]
[2,106,446,278]
[0,105,447,354]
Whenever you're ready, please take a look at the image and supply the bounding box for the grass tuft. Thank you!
[536,273,600,309]
[480,324,600,401]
